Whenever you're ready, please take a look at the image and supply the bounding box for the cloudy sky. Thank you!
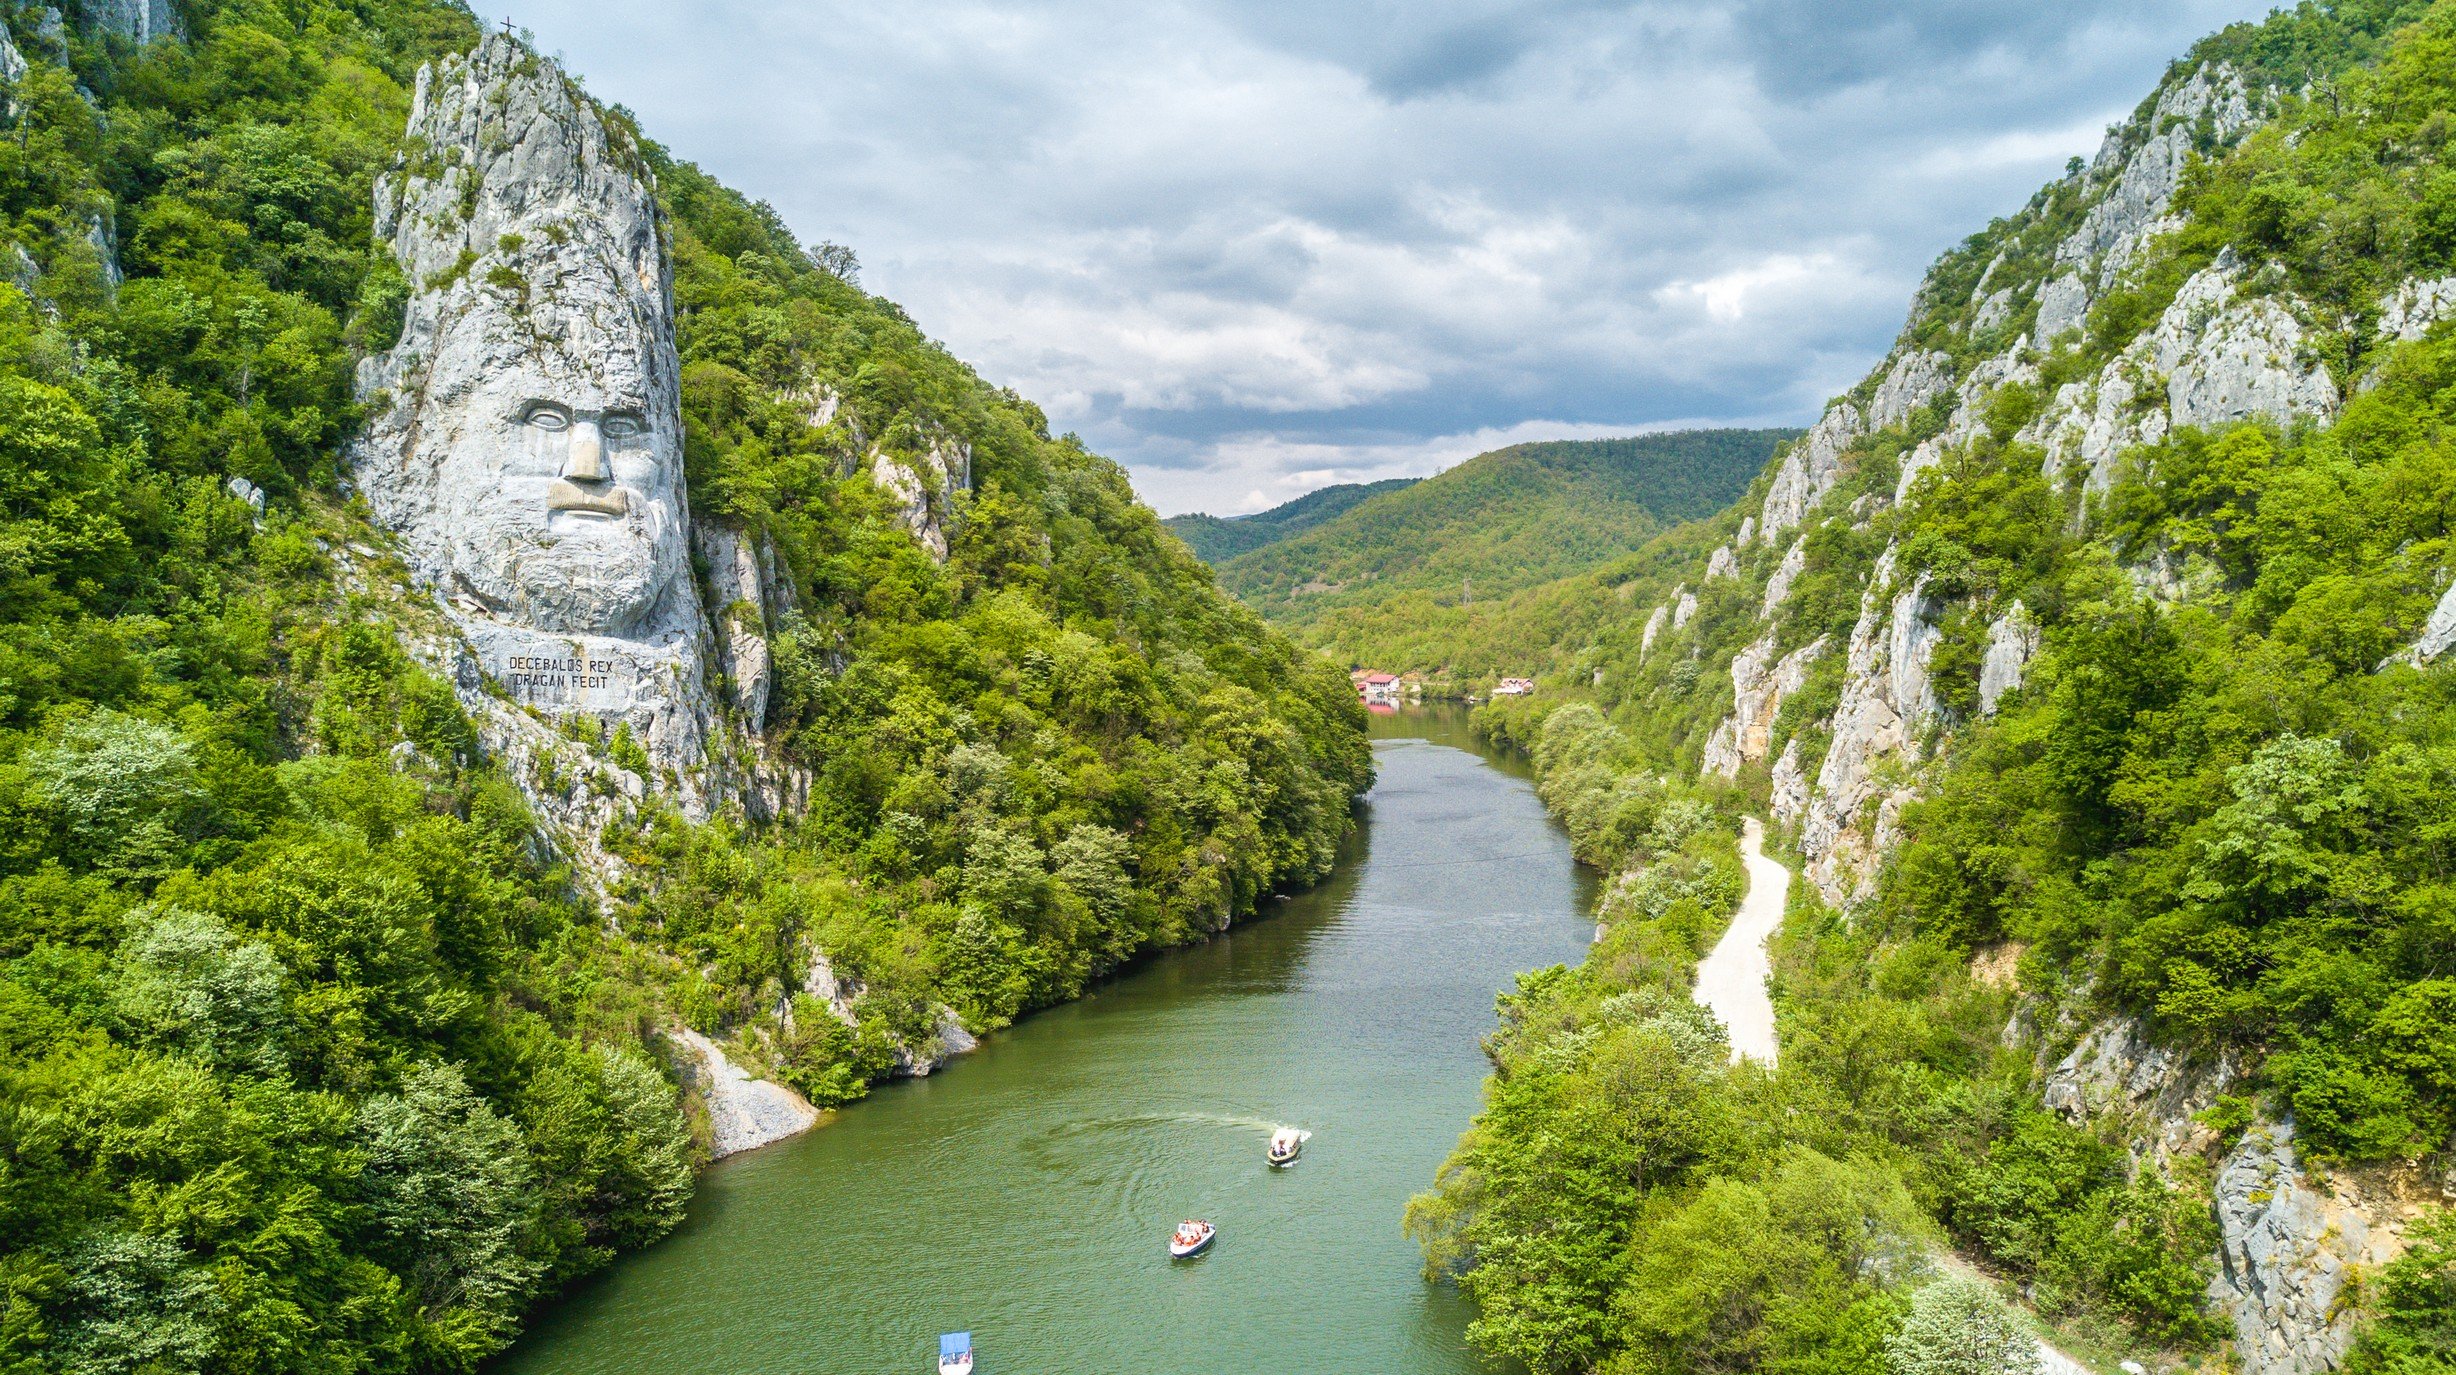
[500,0,2274,516]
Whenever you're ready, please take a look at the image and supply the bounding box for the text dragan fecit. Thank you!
[505,654,615,692]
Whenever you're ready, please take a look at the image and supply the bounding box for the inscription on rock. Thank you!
[505,654,617,694]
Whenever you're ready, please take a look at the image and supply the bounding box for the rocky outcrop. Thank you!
[84,211,118,293]
[869,431,970,561]
[2042,1016,2242,1170]
[1896,347,2040,506]
[789,950,978,1078]
[2211,1120,2404,1375]
[2413,576,2456,662]
[2027,1015,2418,1375]
[1761,538,1806,618]
[0,24,25,119]
[1799,550,1941,903]
[1640,603,1669,657]
[1704,543,1739,582]
[670,1028,820,1159]
[354,37,720,794]
[2024,262,2338,494]
[82,0,181,43]
[2035,273,2090,349]
[696,522,775,731]
[1978,602,2038,715]
[1868,349,1952,431]
[894,1012,980,1078]
[1885,577,1943,726]
[1769,738,1809,825]
[2055,64,2259,291]
[2381,276,2456,343]
[1971,285,2016,336]
[1759,404,1862,544]
[1671,588,1699,631]
[1702,635,1826,778]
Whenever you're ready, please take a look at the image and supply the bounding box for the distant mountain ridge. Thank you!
[1212,429,1799,643]
[1163,477,1420,563]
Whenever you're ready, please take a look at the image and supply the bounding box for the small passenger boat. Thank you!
[1267,1127,1303,1167]
[1169,1219,1216,1259]
[938,1331,973,1375]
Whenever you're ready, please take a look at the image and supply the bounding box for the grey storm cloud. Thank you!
[501,0,2275,515]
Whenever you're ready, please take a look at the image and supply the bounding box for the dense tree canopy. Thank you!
[0,3,1368,1371]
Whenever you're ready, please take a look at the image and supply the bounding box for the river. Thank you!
[496,706,1597,1374]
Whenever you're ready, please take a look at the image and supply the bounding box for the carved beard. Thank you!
[493,508,671,638]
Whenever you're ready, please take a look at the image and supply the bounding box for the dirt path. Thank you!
[1694,816,1788,1064]
[1693,822,2103,1368]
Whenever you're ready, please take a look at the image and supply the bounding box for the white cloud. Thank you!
[506,0,2278,516]
[1657,252,1843,324]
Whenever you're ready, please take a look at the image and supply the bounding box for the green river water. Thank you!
[495,706,1598,1375]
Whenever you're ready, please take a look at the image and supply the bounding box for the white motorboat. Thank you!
[1267,1127,1303,1167]
[938,1332,973,1374]
[1169,1219,1216,1260]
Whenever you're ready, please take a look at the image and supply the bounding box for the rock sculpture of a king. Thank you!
[353,36,710,774]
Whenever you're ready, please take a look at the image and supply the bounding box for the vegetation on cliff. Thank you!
[1414,2,2456,1371]
[0,3,1366,1370]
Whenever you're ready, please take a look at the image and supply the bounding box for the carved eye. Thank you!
[601,412,645,440]
[524,406,570,432]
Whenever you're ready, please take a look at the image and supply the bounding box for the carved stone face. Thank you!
[406,280,690,641]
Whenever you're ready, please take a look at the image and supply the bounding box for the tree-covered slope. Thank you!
[1412,2,2456,1372]
[1161,476,1419,564]
[0,4,1368,1371]
[1213,429,1795,650]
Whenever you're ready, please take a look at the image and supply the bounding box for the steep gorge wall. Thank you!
[1634,50,2443,1373]
[345,36,977,1157]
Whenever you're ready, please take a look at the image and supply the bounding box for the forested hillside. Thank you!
[0,4,1367,1371]
[1212,429,1793,662]
[1413,3,2456,1373]
[1161,476,1417,563]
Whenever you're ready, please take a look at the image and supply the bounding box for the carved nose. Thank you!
[564,420,605,481]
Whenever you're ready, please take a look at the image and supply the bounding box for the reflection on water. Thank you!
[494,705,1593,1375]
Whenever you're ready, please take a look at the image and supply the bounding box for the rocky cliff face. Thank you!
[83,0,179,43]
[1705,59,2301,907]
[1701,634,1824,779]
[1797,550,1942,902]
[350,37,828,1148]
[1668,55,2454,1368]
[354,35,721,794]
[869,429,971,562]
[2036,1018,2429,1375]
[2023,256,2338,495]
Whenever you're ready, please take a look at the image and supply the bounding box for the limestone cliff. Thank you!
[349,37,832,1149]
[1704,58,2294,903]
[1663,52,2456,1369]
[354,34,721,793]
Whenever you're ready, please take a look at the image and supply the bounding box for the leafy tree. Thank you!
[1884,1276,2039,1375]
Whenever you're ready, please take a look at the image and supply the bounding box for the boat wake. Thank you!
[1033,1111,1306,1137]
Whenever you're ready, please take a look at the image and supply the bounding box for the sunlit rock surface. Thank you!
[1702,634,1824,779]
[354,35,715,780]
[670,1028,819,1159]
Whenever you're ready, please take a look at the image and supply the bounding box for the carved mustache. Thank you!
[547,479,631,517]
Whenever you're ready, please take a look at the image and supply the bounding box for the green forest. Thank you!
[1212,429,1795,667]
[1405,1,2456,1372]
[0,3,1366,1371]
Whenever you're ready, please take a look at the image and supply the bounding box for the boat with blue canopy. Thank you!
[938,1332,973,1374]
